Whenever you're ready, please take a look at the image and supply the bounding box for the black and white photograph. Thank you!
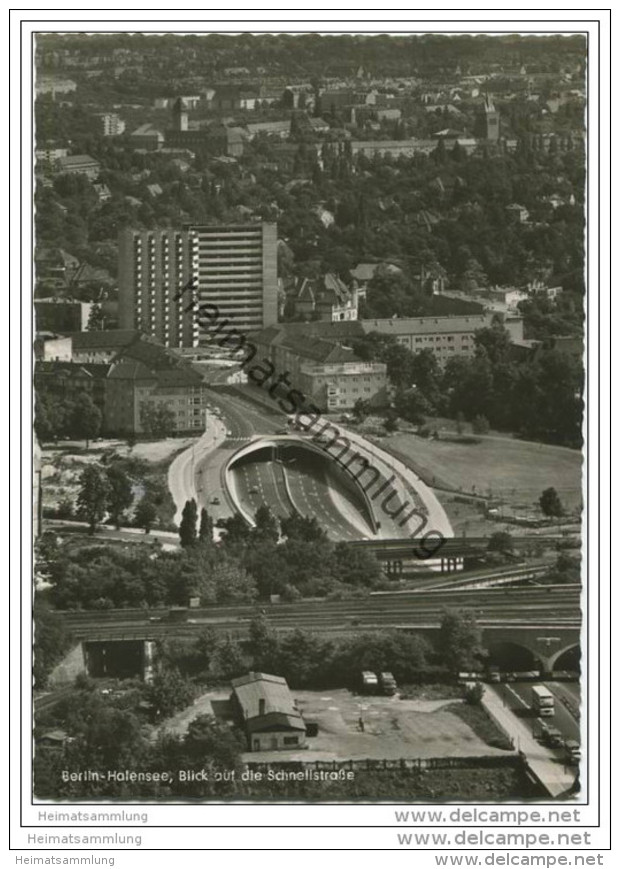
[11,9,611,859]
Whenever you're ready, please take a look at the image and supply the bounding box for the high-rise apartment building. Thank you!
[192,222,278,335]
[119,223,278,349]
[118,229,199,349]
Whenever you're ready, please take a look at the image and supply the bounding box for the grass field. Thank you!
[386,433,583,512]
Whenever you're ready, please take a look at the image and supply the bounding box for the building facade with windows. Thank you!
[251,323,387,411]
[103,338,209,435]
[361,314,497,366]
[119,222,278,350]
[118,230,198,349]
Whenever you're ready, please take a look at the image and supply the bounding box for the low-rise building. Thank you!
[252,323,387,411]
[34,361,110,413]
[55,154,101,179]
[104,347,209,436]
[68,329,145,364]
[35,77,77,97]
[34,333,73,362]
[361,314,497,366]
[97,113,126,136]
[230,672,306,752]
[245,120,291,140]
[35,147,68,168]
[35,298,93,333]
[293,273,359,322]
[130,124,164,150]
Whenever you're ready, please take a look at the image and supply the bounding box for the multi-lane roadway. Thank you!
[195,390,383,539]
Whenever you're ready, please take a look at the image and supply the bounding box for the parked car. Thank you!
[380,671,398,696]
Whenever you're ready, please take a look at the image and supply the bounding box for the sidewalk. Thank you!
[482,685,576,798]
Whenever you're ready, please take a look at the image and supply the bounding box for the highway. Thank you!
[283,453,371,541]
[231,457,292,520]
[200,390,382,539]
[499,681,581,744]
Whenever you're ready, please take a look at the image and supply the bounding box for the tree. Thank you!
[353,398,371,422]
[179,498,198,547]
[383,410,399,433]
[253,504,279,544]
[330,543,382,588]
[70,393,101,447]
[539,486,564,517]
[146,667,195,717]
[464,681,485,705]
[76,465,110,533]
[546,552,581,584]
[220,513,250,547]
[199,508,213,543]
[106,464,133,529]
[209,634,247,680]
[487,531,514,553]
[455,411,465,435]
[438,608,486,673]
[472,414,490,435]
[474,326,512,366]
[140,403,176,437]
[86,303,105,331]
[280,513,327,543]
[33,605,73,689]
[184,714,245,769]
[134,498,157,533]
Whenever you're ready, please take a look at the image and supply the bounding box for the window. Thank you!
[283,736,298,746]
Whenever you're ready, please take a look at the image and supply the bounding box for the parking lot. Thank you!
[273,689,509,762]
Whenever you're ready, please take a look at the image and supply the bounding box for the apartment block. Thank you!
[118,229,199,349]
[119,223,278,350]
[97,113,126,136]
[192,222,278,336]
[361,314,497,366]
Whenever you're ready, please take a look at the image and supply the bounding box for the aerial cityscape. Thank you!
[33,32,585,803]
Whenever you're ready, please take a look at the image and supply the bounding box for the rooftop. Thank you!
[231,672,305,732]
[361,314,492,336]
[69,329,142,350]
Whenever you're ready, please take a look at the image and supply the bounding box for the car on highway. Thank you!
[211,496,220,505]
[249,486,259,494]
[564,740,581,765]
[536,721,563,748]
[276,428,288,435]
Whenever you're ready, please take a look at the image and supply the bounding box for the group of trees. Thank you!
[44,497,385,610]
[35,391,101,446]
[139,403,176,438]
[353,325,583,446]
[57,457,167,533]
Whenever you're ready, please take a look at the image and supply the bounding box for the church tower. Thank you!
[482,93,500,142]
[172,97,188,132]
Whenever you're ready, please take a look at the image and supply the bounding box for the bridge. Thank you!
[50,584,581,684]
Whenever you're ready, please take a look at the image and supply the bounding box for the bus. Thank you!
[531,684,555,717]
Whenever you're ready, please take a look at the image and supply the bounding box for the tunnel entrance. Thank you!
[485,641,539,671]
[83,641,146,679]
[553,645,581,674]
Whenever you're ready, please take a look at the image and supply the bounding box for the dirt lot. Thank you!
[292,689,510,761]
[162,687,512,762]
